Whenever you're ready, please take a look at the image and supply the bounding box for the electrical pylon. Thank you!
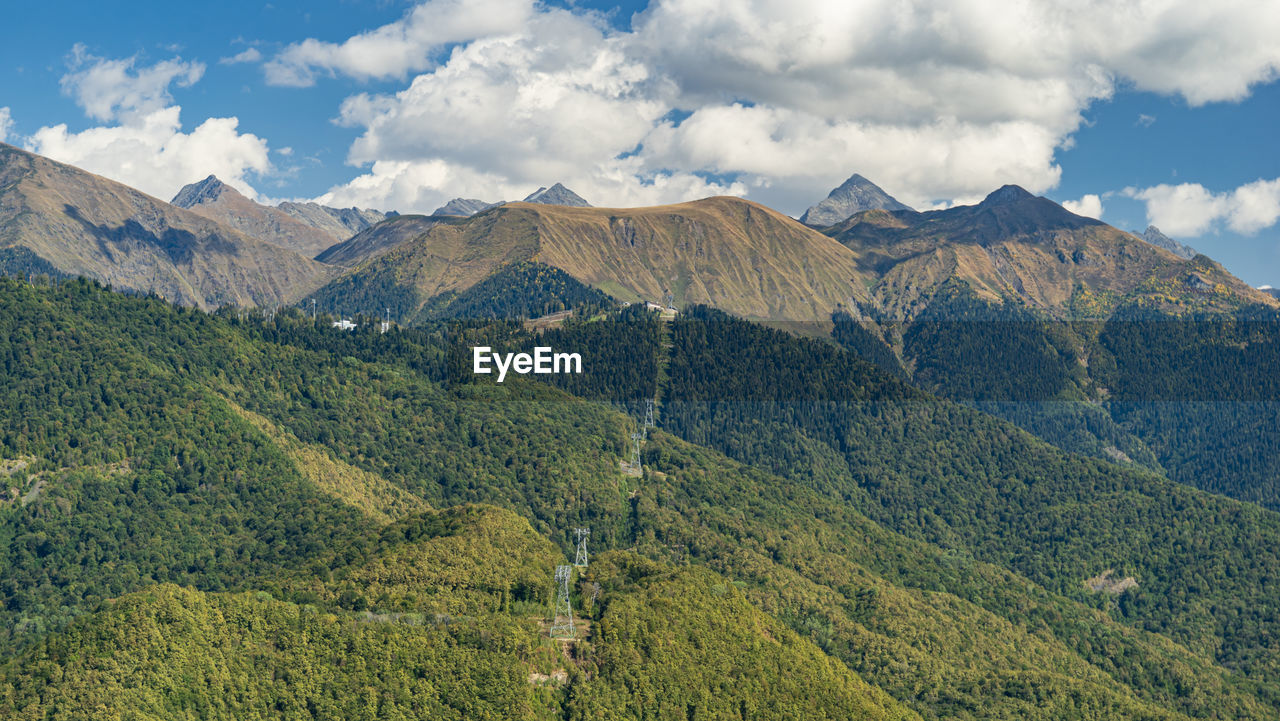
[630,431,643,469]
[549,565,575,639]
[574,528,590,567]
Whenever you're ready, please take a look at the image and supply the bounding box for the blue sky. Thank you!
[4,0,1280,284]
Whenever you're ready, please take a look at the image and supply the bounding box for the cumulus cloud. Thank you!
[0,107,13,143]
[220,48,262,65]
[261,0,1280,213]
[264,0,535,86]
[61,44,204,122]
[1062,193,1103,219]
[25,51,272,201]
[27,107,271,201]
[1125,179,1280,236]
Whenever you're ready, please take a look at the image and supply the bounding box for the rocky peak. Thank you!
[171,175,239,208]
[799,173,912,227]
[432,198,500,217]
[1136,225,1197,260]
[979,185,1035,206]
[523,183,591,207]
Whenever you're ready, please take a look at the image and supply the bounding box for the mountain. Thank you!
[1260,285,1280,299]
[307,197,873,323]
[276,201,392,241]
[314,214,452,265]
[171,176,343,258]
[431,197,500,217]
[799,173,913,227]
[1135,225,1198,259]
[827,185,1274,319]
[0,144,330,309]
[523,182,591,207]
[7,278,1280,718]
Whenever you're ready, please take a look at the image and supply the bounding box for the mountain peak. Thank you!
[522,183,591,207]
[1136,225,1197,259]
[171,175,239,208]
[980,185,1035,206]
[432,198,500,217]
[800,173,912,226]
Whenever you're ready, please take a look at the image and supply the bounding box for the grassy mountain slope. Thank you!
[310,198,872,323]
[0,144,331,309]
[828,188,1274,319]
[313,214,451,266]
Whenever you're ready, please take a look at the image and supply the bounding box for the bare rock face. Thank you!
[276,202,392,241]
[800,174,912,227]
[432,198,500,217]
[522,183,591,207]
[1134,225,1197,260]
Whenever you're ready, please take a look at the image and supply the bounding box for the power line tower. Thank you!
[630,431,643,470]
[643,398,655,434]
[549,565,575,639]
[380,308,390,334]
[574,528,590,567]
[311,298,317,321]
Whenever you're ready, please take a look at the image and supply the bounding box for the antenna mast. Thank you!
[549,565,575,638]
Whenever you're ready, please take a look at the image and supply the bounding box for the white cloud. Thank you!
[264,0,535,86]
[290,0,1280,215]
[26,107,272,202]
[315,8,742,212]
[0,107,13,143]
[220,48,262,65]
[27,50,270,201]
[1125,179,1280,236]
[1062,193,1103,219]
[60,44,204,122]
[1226,179,1280,233]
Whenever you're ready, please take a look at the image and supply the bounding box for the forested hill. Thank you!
[4,278,1280,718]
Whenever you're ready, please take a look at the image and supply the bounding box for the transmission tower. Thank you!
[630,431,643,469]
[380,308,390,334]
[549,565,575,638]
[574,528,590,567]
[644,398,655,430]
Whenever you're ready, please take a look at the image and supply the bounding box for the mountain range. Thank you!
[6,145,1280,718]
[0,144,331,309]
[171,175,392,257]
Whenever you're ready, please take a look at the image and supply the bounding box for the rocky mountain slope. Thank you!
[0,144,330,309]
[800,173,912,227]
[276,201,391,242]
[172,176,345,257]
[431,197,500,217]
[1135,224,1198,259]
[523,182,591,207]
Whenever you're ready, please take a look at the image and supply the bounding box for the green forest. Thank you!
[4,277,1280,718]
